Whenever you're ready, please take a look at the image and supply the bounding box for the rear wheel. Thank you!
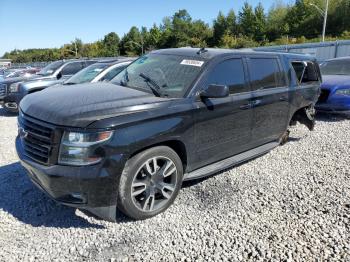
[118,146,183,220]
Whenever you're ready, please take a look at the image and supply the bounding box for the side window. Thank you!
[248,58,284,90]
[206,58,248,94]
[100,65,128,82]
[85,60,97,66]
[291,62,305,82]
[61,62,83,75]
[292,61,319,85]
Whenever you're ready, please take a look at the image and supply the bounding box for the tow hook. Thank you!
[4,102,18,110]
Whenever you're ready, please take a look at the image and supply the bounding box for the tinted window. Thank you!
[85,60,97,66]
[64,63,109,84]
[206,59,247,94]
[38,61,64,76]
[291,62,305,82]
[248,58,284,90]
[61,62,83,75]
[100,64,129,82]
[292,61,319,84]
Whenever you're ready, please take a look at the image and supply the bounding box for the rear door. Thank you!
[193,57,253,169]
[246,55,290,147]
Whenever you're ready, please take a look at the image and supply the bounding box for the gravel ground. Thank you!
[0,105,349,261]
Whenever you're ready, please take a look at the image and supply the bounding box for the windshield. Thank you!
[111,54,205,97]
[320,60,350,76]
[38,61,64,76]
[64,63,109,84]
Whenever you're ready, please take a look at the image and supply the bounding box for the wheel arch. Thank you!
[289,103,316,131]
[128,139,188,173]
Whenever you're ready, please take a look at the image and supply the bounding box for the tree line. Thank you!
[3,0,350,63]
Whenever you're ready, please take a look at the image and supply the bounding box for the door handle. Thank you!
[250,99,262,107]
[240,104,251,110]
[240,99,262,110]
[280,96,288,101]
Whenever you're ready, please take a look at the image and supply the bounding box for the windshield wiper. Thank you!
[139,73,162,97]
[118,69,129,87]
[63,82,76,85]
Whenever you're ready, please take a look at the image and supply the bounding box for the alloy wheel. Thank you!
[131,156,178,212]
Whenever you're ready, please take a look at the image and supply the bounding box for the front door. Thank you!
[193,57,254,170]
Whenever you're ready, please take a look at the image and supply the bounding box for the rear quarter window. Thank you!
[291,61,320,85]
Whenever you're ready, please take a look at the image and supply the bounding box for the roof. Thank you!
[151,47,314,60]
[95,57,136,64]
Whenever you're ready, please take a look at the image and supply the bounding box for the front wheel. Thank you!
[118,146,183,220]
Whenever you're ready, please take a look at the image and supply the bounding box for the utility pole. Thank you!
[310,0,329,42]
[322,0,329,42]
[141,35,144,55]
[74,41,78,57]
[129,40,144,55]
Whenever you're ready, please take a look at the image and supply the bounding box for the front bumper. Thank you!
[4,92,22,105]
[16,136,125,221]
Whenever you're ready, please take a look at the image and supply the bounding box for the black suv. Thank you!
[16,48,321,221]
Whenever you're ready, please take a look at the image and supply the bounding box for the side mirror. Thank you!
[200,84,229,99]
[56,72,62,79]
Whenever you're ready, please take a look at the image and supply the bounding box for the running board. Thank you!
[183,141,279,181]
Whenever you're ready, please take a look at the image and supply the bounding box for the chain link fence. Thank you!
[255,40,350,62]
[10,61,51,69]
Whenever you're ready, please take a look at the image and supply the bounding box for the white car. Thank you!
[63,58,135,85]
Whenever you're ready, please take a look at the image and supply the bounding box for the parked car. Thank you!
[316,57,350,115]
[4,67,40,79]
[1,59,97,112]
[16,48,321,221]
[62,58,135,86]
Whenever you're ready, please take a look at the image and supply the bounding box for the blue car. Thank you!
[316,57,350,114]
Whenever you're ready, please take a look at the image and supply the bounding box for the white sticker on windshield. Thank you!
[180,59,204,67]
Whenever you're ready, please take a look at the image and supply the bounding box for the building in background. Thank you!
[0,59,11,68]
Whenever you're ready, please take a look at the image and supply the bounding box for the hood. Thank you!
[0,74,53,85]
[0,76,30,85]
[20,82,170,127]
[20,77,65,90]
[321,75,350,90]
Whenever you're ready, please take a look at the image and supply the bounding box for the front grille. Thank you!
[0,84,6,98]
[318,89,330,103]
[19,114,55,165]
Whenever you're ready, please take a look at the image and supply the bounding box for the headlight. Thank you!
[9,83,20,93]
[336,89,350,96]
[58,130,114,166]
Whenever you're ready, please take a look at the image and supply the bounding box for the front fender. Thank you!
[111,114,194,157]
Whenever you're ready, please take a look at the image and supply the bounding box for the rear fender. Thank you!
[290,105,316,131]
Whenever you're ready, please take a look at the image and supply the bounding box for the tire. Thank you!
[118,146,183,220]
